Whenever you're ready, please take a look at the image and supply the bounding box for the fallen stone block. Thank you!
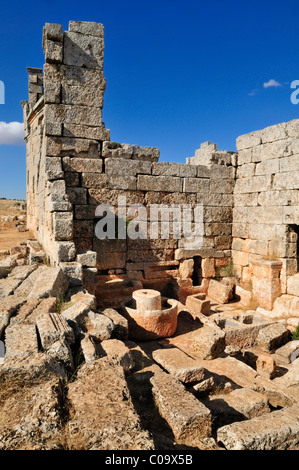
[27,266,69,299]
[100,339,133,372]
[85,311,115,341]
[208,279,233,304]
[46,339,74,370]
[4,322,39,359]
[0,296,27,338]
[76,249,97,267]
[101,308,128,340]
[152,347,206,383]
[186,293,210,316]
[217,403,299,450]
[256,323,290,352]
[80,334,99,363]
[70,289,97,309]
[0,256,18,278]
[36,312,75,350]
[59,261,83,287]
[207,388,270,428]
[192,325,226,360]
[61,300,91,331]
[275,341,299,365]
[150,370,212,446]
[256,354,278,379]
[67,358,154,450]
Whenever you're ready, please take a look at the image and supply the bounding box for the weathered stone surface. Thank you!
[208,388,270,427]
[152,347,205,383]
[192,326,226,360]
[100,339,133,372]
[217,403,299,450]
[256,354,278,379]
[150,370,212,445]
[186,294,211,315]
[67,358,154,450]
[207,279,233,304]
[287,274,299,296]
[275,341,299,365]
[61,301,91,330]
[178,259,194,278]
[76,250,97,267]
[256,323,290,352]
[36,312,75,350]
[84,311,115,341]
[101,308,128,340]
[26,266,69,299]
[59,262,83,287]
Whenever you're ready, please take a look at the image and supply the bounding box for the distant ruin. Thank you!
[22,20,299,315]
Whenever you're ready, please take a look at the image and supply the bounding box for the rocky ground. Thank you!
[1,204,299,450]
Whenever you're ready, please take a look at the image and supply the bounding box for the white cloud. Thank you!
[248,88,259,96]
[263,79,282,89]
[0,121,25,146]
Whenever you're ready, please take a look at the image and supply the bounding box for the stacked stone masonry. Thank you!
[22,21,299,312]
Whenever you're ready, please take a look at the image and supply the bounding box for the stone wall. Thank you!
[22,20,299,311]
[22,21,237,308]
[233,120,299,309]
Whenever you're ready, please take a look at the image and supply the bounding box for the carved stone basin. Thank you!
[121,289,178,341]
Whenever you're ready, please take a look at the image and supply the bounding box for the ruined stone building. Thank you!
[22,21,299,313]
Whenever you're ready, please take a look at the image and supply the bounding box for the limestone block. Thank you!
[273,171,299,190]
[62,157,102,173]
[59,262,83,287]
[101,308,128,340]
[63,124,109,141]
[178,259,194,278]
[27,266,69,300]
[63,31,104,69]
[36,312,75,350]
[152,348,206,383]
[46,179,66,196]
[208,279,233,304]
[204,207,232,223]
[47,339,74,369]
[70,289,97,310]
[256,354,277,379]
[261,122,288,143]
[256,323,290,352]
[252,139,292,162]
[209,178,235,194]
[150,370,212,445]
[192,326,226,360]
[100,339,133,372]
[45,122,63,139]
[183,177,210,193]
[255,158,279,175]
[217,403,299,450]
[66,187,87,205]
[107,175,137,190]
[73,220,94,238]
[44,82,61,104]
[238,148,252,165]
[236,131,262,150]
[280,154,299,172]
[68,20,103,37]
[80,335,98,363]
[234,175,271,193]
[76,250,97,267]
[53,212,73,241]
[287,274,299,296]
[5,322,39,358]
[152,162,197,177]
[202,258,216,278]
[45,103,103,128]
[61,301,91,328]
[209,388,270,424]
[137,175,182,192]
[234,285,252,306]
[105,158,152,176]
[44,39,63,63]
[48,193,72,212]
[46,136,99,159]
[81,173,107,189]
[54,241,76,263]
[61,80,106,107]
[237,162,255,178]
[85,311,115,340]
[275,341,299,365]
[43,23,63,42]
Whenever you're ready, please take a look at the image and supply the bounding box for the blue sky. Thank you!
[0,0,298,199]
